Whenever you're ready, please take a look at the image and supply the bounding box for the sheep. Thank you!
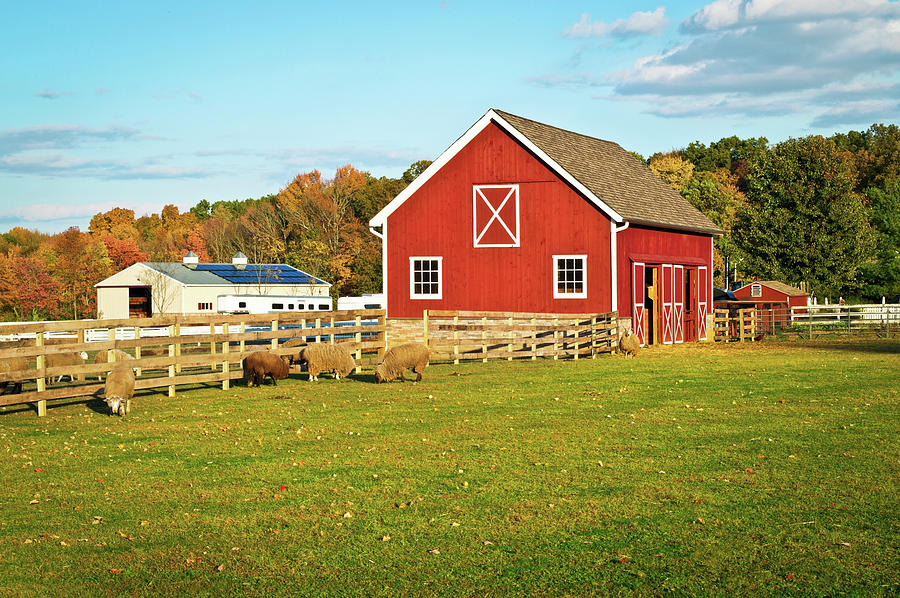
[299,343,356,381]
[374,342,430,383]
[45,351,89,384]
[243,351,291,387]
[93,349,135,380]
[0,356,27,394]
[618,328,640,358]
[103,365,135,417]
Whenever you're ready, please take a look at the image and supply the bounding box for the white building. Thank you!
[95,252,332,319]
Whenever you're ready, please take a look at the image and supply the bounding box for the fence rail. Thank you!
[423,309,618,363]
[0,309,386,416]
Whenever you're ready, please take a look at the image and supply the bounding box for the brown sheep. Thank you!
[103,365,135,416]
[0,356,28,394]
[300,343,356,381]
[93,349,135,380]
[618,329,640,358]
[46,351,89,384]
[243,351,291,387]
[374,342,430,383]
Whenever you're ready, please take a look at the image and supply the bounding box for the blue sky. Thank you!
[2,0,899,233]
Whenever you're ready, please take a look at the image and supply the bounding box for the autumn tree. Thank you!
[89,207,139,239]
[733,136,876,298]
[102,235,150,270]
[0,248,61,321]
[649,153,694,192]
[48,227,112,319]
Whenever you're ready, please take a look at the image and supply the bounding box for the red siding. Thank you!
[616,225,713,319]
[386,123,612,318]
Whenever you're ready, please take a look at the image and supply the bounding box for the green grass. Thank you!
[1,339,898,597]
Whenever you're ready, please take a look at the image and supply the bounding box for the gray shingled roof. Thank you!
[494,110,723,235]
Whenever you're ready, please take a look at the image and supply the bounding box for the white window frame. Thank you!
[751,283,762,298]
[553,254,587,299]
[409,256,443,300]
[472,184,520,248]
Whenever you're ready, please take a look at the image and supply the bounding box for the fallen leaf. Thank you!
[483,541,494,546]
[28,500,38,505]
[109,568,123,574]
[427,549,440,555]
[381,535,391,542]
[216,564,225,572]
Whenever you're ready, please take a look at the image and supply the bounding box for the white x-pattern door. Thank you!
[473,184,520,248]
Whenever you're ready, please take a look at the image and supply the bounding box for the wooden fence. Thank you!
[0,309,385,416]
[422,310,618,363]
[713,308,757,342]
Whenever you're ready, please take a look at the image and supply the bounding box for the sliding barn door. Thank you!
[632,262,645,346]
[661,264,674,345]
[674,265,685,343]
[698,266,708,340]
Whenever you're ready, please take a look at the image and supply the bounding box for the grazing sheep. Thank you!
[618,329,640,358]
[93,349,135,380]
[374,342,429,383]
[103,365,135,417]
[243,351,291,387]
[300,343,356,381]
[45,351,89,384]
[0,356,27,394]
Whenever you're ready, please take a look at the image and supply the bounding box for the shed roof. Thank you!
[737,280,807,297]
[96,262,330,287]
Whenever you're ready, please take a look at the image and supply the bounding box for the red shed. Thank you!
[731,281,809,309]
[369,109,722,345]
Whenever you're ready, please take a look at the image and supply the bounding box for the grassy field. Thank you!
[0,339,897,597]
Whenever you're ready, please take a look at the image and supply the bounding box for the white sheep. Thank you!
[300,343,356,381]
[618,329,640,358]
[46,351,89,384]
[374,342,430,383]
[103,365,135,416]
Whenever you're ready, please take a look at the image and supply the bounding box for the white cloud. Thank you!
[564,7,668,38]
[0,200,170,223]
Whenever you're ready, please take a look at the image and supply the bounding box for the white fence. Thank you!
[789,303,899,335]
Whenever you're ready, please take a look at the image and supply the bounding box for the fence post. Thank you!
[482,316,488,363]
[329,315,335,344]
[168,325,176,398]
[508,315,514,361]
[809,306,813,340]
[222,329,230,391]
[175,322,182,374]
[573,318,580,360]
[354,315,362,374]
[271,319,278,351]
[210,323,217,370]
[76,328,86,382]
[531,317,537,360]
[239,321,246,355]
[591,316,598,358]
[553,317,559,359]
[134,326,142,377]
[315,317,321,344]
[35,332,46,417]
[453,314,459,365]
[423,310,429,348]
[377,312,386,360]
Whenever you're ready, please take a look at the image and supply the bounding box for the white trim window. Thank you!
[553,255,587,299]
[473,184,520,247]
[410,257,442,299]
[751,283,762,298]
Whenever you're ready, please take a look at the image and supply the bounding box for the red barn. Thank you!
[369,109,722,345]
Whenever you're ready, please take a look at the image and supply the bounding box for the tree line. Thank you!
[0,123,897,321]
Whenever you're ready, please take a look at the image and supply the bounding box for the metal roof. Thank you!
[139,262,330,286]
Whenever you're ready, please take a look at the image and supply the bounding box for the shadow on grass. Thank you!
[771,337,900,354]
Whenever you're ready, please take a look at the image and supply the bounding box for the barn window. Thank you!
[410,257,442,299]
[751,284,762,298]
[238,301,247,308]
[473,184,519,247]
[288,304,294,310]
[272,303,284,310]
[318,304,329,310]
[307,304,314,310]
[553,255,586,299]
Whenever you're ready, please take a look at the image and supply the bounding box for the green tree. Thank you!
[733,136,876,298]
[857,181,900,301]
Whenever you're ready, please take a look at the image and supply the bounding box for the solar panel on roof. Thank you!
[191,263,325,284]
